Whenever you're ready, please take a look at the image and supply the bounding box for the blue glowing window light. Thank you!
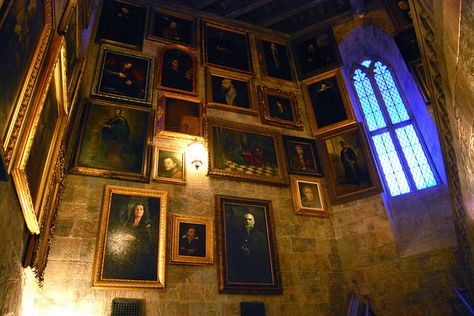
[360,59,372,68]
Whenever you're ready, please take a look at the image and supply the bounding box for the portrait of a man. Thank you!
[160,48,194,93]
[149,11,194,46]
[211,75,250,109]
[282,135,322,176]
[156,150,184,181]
[267,95,294,121]
[308,77,348,128]
[298,182,322,209]
[178,223,205,257]
[261,40,293,81]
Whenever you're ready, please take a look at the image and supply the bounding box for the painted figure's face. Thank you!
[295,145,304,155]
[303,187,314,201]
[171,58,180,69]
[186,227,196,239]
[163,158,177,171]
[134,204,144,217]
[221,78,232,90]
[114,108,121,116]
[123,62,133,70]
[244,213,255,230]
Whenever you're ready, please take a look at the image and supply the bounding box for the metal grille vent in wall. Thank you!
[112,298,143,316]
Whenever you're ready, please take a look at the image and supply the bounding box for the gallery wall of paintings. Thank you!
[10,0,383,301]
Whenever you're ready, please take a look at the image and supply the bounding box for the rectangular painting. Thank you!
[0,0,53,172]
[91,45,154,107]
[207,119,288,186]
[152,148,185,184]
[385,0,412,30]
[12,38,67,234]
[156,94,203,139]
[70,99,153,182]
[292,29,341,80]
[215,195,282,294]
[319,123,383,204]
[147,7,196,47]
[170,214,214,265]
[258,38,294,82]
[158,45,197,95]
[206,68,257,116]
[203,21,253,73]
[95,0,146,50]
[290,175,328,217]
[282,135,322,176]
[258,86,302,130]
[92,185,167,289]
[303,68,355,135]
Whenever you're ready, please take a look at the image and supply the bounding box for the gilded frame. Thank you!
[91,44,155,107]
[170,214,214,265]
[202,20,254,74]
[156,93,205,140]
[318,123,383,204]
[92,185,167,289]
[215,195,282,294]
[207,118,289,186]
[290,175,328,217]
[152,147,186,184]
[157,45,197,96]
[1,0,54,173]
[70,99,153,182]
[205,67,258,116]
[12,36,68,234]
[256,36,296,84]
[302,68,355,136]
[147,7,197,47]
[258,85,303,130]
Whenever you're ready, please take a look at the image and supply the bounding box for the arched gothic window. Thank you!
[351,58,438,197]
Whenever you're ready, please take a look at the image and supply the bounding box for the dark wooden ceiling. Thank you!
[158,0,382,36]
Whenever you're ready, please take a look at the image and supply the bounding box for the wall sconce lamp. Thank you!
[188,138,204,170]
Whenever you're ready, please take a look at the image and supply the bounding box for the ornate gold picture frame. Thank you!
[170,214,214,265]
[258,85,303,130]
[152,147,186,184]
[92,185,168,289]
[290,175,328,217]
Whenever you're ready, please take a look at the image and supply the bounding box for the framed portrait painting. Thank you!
[385,0,412,30]
[158,46,197,95]
[205,68,258,116]
[318,123,382,204]
[203,21,253,74]
[290,176,328,217]
[95,0,146,50]
[92,185,167,289]
[0,0,53,172]
[12,37,68,234]
[303,68,355,136]
[258,86,302,130]
[156,94,204,139]
[258,38,294,82]
[282,135,322,176]
[147,7,196,47]
[70,99,153,182]
[91,45,154,107]
[152,148,185,184]
[170,214,214,265]
[292,29,341,79]
[207,118,288,186]
[215,195,282,294]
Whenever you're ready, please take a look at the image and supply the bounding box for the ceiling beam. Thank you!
[194,0,221,10]
[224,0,276,18]
[260,0,327,27]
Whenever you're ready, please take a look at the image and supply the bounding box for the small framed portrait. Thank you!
[152,148,185,184]
[290,176,328,217]
[292,29,341,79]
[385,0,412,30]
[318,123,383,204]
[92,45,154,107]
[215,195,282,294]
[258,86,303,130]
[156,94,204,139]
[95,0,147,50]
[158,46,197,95]
[147,7,196,47]
[12,37,67,234]
[258,38,295,82]
[282,135,322,176]
[92,185,167,289]
[206,68,258,116]
[303,68,355,136]
[203,21,253,73]
[170,214,214,265]
[207,118,288,186]
[70,99,153,182]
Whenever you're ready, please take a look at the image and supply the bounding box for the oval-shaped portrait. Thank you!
[159,47,195,94]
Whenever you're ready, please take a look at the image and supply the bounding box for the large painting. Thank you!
[292,29,341,79]
[258,86,302,130]
[158,46,196,95]
[147,7,195,47]
[258,38,294,82]
[91,45,155,107]
[303,68,355,135]
[216,195,282,294]
[207,119,288,185]
[203,21,253,73]
[70,100,153,182]
[319,123,383,204]
[0,0,53,172]
[95,0,146,50]
[92,185,167,289]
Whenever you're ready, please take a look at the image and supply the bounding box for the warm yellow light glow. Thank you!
[188,138,205,170]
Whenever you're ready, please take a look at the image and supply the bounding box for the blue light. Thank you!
[360,59,372,68]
